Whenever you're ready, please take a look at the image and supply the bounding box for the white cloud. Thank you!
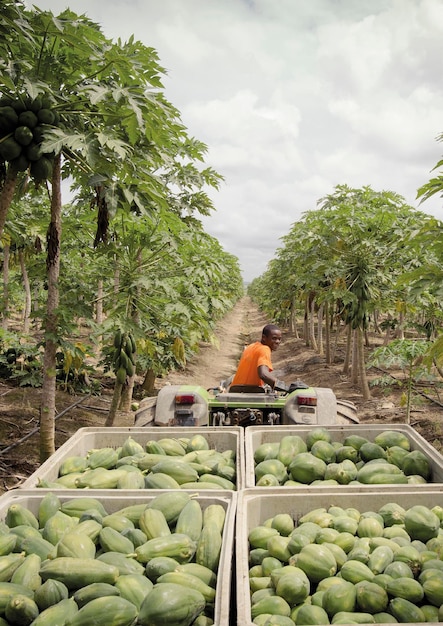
[25,0,443,281]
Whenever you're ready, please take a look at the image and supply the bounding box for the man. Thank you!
[230,324,282,389]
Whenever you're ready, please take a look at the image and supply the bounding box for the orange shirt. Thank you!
[231,342,273,387]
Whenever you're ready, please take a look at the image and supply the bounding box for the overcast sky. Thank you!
[26,0,443,282]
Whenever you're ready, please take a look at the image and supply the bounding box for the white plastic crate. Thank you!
[21,426,244,491]
[0,488,237,626]
[237,487,443,626]
[244,423,443,488]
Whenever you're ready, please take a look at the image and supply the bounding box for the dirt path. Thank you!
[161,296,269,389]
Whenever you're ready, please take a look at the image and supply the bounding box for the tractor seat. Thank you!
[228,385,265,393]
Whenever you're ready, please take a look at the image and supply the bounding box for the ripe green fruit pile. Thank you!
[112,330,137,384]
[0,95,60,182]
[248,502,443,624]
[0,491,225,625]
[253,428,433,487]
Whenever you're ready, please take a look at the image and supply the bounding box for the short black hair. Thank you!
[262,324,280,337]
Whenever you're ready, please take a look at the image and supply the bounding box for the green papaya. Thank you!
[277,435,307,465]
[296,543,337,583]
[359,442,387,462]
[322,579,356,616]
[138,582,206,626]
[374,430,411,450]
[386,576,424,603]
[401,450,431,480]
[354,580,389,614]
[5,593,39,625]
[0,105,18,130]
[10,153,29,172]
[14,125,33,146]
[18,110,38,128]
[29,97,42,112]
[288,452,327,484]
[31,155,53,181]
[25,142,41,161]
[343,434,369,450]
[72,582,121,608]
[389,597,425,623]
[0,137,22,161]
[404,505,440,542]
[37,108,55,124]
[305,427,332,449]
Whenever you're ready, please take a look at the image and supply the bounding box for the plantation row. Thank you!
[248,184,443,409]
[0,2,243,460]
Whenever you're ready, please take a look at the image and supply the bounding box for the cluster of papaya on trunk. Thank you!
[0,94,60,184]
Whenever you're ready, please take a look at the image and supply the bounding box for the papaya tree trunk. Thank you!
[343,324,352,375]
[94,278,104,358]
[394,310,405,340]
[317,304,323,356]
[96,279,104,325]
[325,302,331,365]
[0,167,18,239]
[288,299,294,334]
[351,329,359,385]
[40,155,62,462]
[373,309,382,334]
[303,297,309,344]
[357,326,371,400]
[19,249,32,334]
[2,242,9,332]
[119,374,135,412]
[105,381,124,426]
[142,368,156,395]
[309,297,318,352]
[290,298,299,338]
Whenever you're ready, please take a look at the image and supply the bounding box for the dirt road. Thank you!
[161,296,269,390]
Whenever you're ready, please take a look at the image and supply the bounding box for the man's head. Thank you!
[261,324,282,351]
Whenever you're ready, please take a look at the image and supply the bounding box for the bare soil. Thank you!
[1,296,442,494]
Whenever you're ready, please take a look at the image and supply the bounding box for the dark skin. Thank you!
[258,324,282,388]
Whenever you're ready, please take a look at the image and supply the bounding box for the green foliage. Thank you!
[367,339,430,423]
[55,341,99,394]
[249,184,436,338]
[1,340,43,388]
[0,1,243,405]
[422,333,443,372]
[417,132,443,205]
[367,339,430,370]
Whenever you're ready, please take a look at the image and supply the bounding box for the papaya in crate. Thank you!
[138,582,206,626]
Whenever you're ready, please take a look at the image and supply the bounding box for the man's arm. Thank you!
[258,365,288,391]
[257,365,277,388]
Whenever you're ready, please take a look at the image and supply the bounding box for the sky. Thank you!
[25,0,443,282]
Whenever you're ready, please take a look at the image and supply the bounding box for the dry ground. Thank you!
[0,296,442,493]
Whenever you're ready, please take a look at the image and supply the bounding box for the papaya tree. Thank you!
[89,206,242,424]
[2,195,47,334]
[0,5,230,459]
[367,339,430,423]
[249,184,434,400]
[398,216,443,378]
